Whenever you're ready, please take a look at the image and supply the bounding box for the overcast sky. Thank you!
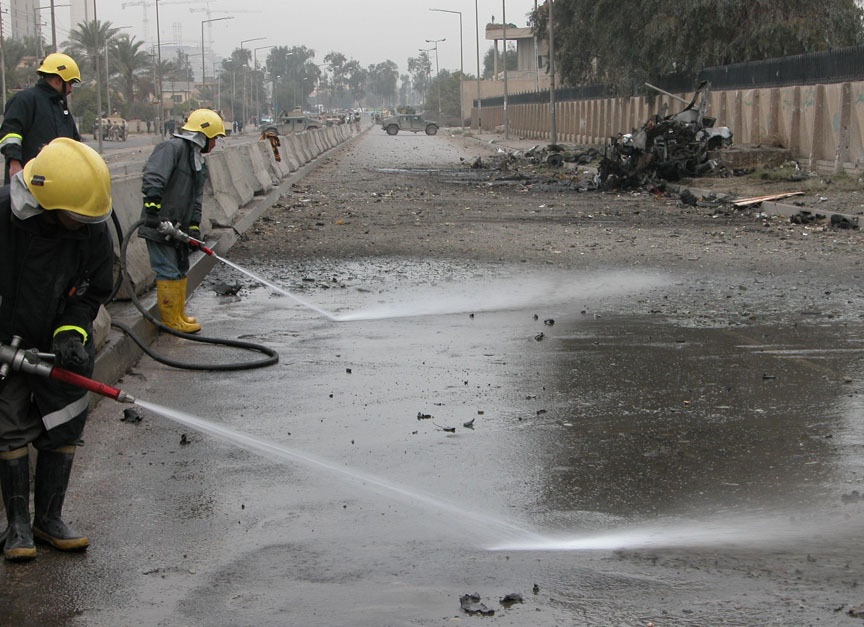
[54,1,540,76]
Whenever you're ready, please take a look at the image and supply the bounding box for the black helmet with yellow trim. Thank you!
[37,53,81,84]
[23,138,111,223]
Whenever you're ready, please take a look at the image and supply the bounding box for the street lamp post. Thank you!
[240,37,265,129]
[474,0,481,128]
[430,8,463,129]
[213,61,221,112]
[93,0,102,153]
[253,45,274,126]
[156,0,163,131]
[425,38,445,120]
[201,16,234,98]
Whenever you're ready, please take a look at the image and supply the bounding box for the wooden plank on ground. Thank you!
[731,191,805,207]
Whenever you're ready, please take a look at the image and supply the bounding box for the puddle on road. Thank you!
[194,257,864,538]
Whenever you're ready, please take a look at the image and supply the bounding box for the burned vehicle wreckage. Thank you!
[598,82,733,190]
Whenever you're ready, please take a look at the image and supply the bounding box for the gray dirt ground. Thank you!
[230,129,864,329]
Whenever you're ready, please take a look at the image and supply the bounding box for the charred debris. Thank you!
[470,82,734,192]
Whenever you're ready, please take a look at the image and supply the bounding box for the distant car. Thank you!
[380,113,438,136]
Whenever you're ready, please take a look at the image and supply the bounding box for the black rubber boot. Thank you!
[32,446,89,552]
[0,447,36,562]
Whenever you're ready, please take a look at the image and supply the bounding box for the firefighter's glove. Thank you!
[143,197,162,229]
[52,329,90,373]
[188,223,201,249]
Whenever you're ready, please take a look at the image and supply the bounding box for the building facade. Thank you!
[9,0,37,40]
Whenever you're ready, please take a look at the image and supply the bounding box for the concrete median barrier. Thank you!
[279,134,302,171]
[244,142,276,193]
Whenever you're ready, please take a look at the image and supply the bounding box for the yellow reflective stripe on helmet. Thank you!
[0,133,23,148]
[53,325,88,344]
[144,201,161,209]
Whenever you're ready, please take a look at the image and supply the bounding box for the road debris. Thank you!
[121,408,143,423]
[500,592,524,607]
[460,593,495,616]
[731,191,805,207]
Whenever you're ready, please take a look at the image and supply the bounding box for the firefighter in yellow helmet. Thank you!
[139,108,226,333]
[0,138,113,562]
[0,53,82,185]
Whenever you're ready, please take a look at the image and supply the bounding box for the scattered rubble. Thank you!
[459,593,495,616]
[500,592,524,607]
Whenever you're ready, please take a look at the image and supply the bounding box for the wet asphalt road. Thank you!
[3,131,864,626]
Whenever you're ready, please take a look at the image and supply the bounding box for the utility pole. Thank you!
[0,4,6,111]
[549,0,557,145]
[156,0,163,132]
[34,10,43,59]
[430,9,463,129]
[50,0,57,52]
[474,0,481,128]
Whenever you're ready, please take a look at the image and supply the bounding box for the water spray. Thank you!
[157,222,338,320]
[0,336,543,546]
[0,336,136,403]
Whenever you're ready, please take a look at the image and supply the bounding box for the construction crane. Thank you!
[189,8,261,19]
[120,0,151,43]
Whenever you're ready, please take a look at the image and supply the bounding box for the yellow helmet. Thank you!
[181,109,226,139]
[37,53,81,84]
[23,138,111,223]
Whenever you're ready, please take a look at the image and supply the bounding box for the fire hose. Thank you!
[113,218,279,371]
[0,336,136,404]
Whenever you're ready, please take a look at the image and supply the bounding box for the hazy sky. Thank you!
[54,1,540,76]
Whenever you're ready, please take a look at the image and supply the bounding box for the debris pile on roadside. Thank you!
[467,144,600,173]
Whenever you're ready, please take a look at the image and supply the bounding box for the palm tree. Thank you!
[65,20,120,80]
[109,33,151,111]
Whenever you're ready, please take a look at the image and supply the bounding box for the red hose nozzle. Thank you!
[50,368,136,403]
[1,337,136,403]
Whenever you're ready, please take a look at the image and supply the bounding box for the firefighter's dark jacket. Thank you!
[0,78,81,182]
[0,186,113,352]
[138,136,207,243]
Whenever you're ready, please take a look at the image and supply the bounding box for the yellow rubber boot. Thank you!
[178,277,198,325]
[156,279,201,333]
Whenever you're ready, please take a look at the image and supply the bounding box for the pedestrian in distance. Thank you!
[0,138,114,562]
[0,53,82,185]
[139,108,226,334]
